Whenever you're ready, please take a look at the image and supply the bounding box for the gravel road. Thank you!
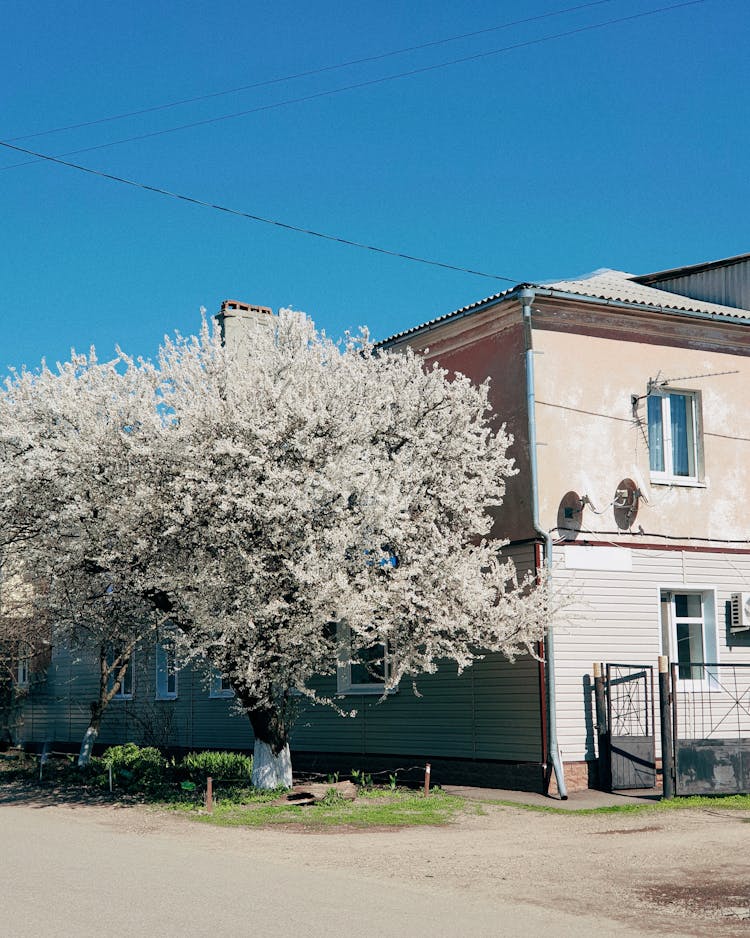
[2,794,749,937]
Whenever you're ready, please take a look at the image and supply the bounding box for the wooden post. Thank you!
[658,656,674,800]
[593,662,610,791]
[423,763,431,797]
[205,776,213,813]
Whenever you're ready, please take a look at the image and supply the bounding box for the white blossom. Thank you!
[0,311,553,785]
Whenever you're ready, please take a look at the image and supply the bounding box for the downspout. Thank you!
[520,287,568,799]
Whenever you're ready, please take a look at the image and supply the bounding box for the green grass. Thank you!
[171,786,466,829]
[482,793,750,815]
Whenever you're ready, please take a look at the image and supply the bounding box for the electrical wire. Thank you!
[0,0,708,173]
[6,0,620,144]
[0,140,520,283]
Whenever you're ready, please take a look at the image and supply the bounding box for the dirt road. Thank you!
[2,795,749,937]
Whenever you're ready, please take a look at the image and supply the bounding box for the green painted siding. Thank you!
[17,543,541,764]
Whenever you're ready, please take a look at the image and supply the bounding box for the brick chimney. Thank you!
[215,299,274,351]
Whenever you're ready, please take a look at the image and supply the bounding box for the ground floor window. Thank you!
[209,671,234,698]
[107,650,134,699]
[155,643,178,699]
[660,589,718,686]
[16,643,30,687]
[337,623,393,695]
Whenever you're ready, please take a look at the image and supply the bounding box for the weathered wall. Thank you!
[531,302,750,543]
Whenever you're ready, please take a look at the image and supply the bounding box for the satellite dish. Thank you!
[613,478,640,530]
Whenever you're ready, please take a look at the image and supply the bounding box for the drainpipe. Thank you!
[520,287,568,800]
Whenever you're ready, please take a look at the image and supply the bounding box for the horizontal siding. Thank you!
[18,541,542,764]
[552,547,750,762]
[292,652,541,761]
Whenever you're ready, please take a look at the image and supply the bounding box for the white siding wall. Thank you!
[552,546,750,763]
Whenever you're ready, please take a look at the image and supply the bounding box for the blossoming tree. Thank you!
[0,350,165,763]
[0,311,552,786]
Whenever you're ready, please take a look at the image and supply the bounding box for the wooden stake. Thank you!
[658,656,674,800]
[205,776,213,813]
[424,763,431,796]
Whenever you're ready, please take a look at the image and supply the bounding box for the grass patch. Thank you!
[172,786,465,829]
[482,793,750,815]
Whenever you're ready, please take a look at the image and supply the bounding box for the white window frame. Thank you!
[209,670,234,699]
[336,623,396,696]
[155,643,179,700]
[659,587,718,690]
[16,644,30,687]
[647,389,703,486]
[108,650,134,700]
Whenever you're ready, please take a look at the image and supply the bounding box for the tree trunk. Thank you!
[252,739,292,789]
[247,705,292,789]
[77,702,103,767]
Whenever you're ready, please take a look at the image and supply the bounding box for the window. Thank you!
[647,390,701,483]
[107,650,134,700]
[155,643,178,700]
[16,644,30,687]
[660,590,718,686]
[209,671,234,698]
[337,623,395,695]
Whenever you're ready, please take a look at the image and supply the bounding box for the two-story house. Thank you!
[381,253,750,795]
[15,256,750,795]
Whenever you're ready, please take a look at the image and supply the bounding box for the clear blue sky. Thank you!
[1,0,747,374]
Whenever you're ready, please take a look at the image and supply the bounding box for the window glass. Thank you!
[647,391,699,480]
[16,643,31,686]
[676,621,704,681]
[666,591,712,684]
[674,593,701,618]
[156,643,178,699]
[647,395,664,472]
[209,669,234,697]
[336,623,394,695]
[669,393,694,477]
[349,644,387,686]
[108,652,133,698]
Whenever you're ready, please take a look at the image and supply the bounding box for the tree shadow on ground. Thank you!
[0,779,129,809]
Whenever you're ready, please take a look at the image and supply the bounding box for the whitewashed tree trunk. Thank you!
[77,725,98,767]
[252,739,292,789]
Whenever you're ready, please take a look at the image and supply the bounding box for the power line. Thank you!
[0,140,521,283]
[1,0,707,173]
[7,1,619,144]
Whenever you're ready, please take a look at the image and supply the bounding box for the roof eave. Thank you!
[377,283,750,348]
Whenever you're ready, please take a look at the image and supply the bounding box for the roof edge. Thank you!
[377,281,750,348]
[635,252,750,284]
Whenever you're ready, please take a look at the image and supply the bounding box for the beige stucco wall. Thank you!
[533,317,750,544]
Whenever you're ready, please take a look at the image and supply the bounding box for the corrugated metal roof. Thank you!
[378,268,750,346]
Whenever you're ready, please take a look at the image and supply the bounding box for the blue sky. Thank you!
[1,0,747,374]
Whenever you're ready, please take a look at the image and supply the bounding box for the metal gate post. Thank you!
[593,662,610,790]
[658,655,674,799]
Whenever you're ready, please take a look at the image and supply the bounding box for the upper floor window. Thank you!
[155,643,178,700]
[647,390,701,484]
